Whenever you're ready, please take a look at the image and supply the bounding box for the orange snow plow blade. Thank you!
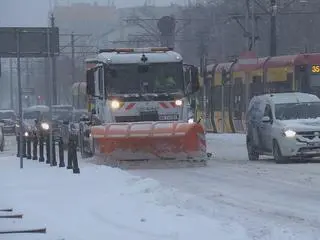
[90,122,209,169]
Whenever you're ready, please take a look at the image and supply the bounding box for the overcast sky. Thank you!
[0,0,188,27]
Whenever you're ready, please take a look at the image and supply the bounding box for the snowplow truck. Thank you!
[79,47,210,168]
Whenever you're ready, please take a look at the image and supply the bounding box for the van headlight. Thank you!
[41,122,50,130]
[175,99,183,106]
[284,129,296,138]
[110,100,120,109]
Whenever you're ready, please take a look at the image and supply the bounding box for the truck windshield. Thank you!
[105,62,184,94]
[275,102,320,120]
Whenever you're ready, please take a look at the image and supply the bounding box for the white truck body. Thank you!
[86,48,194,124]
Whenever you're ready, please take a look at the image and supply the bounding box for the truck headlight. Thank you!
[41,122,49,130]
[284,129,296,138]
[111,100,120,109]
[175,99,183,106]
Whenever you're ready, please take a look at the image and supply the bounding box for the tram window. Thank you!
[224,85,231,108]
[265,81,292,93]
[287,72,293,82]
[212,86,221,111]
[251,76,263,97]
[233,78,243,118]
[310,74,320,87]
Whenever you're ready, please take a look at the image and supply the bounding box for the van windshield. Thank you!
[275,102,320,120]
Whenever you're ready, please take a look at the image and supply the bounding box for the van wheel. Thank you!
[273,140,288,164]
[247,138,259,161]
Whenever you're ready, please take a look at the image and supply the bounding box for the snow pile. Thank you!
[0,157,249,240]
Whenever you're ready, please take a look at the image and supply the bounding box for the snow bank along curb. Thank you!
[0,158,248,240]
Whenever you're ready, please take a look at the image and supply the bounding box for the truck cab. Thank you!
[85,47,199,124]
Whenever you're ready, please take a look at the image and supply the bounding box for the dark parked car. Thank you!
[0,110,17,135]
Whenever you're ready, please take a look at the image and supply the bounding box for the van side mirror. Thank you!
[190,66,200,93]
[86,69,95,96]
[262,116,271,123]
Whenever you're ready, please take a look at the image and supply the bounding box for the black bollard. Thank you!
[66,135,73,169]
[71,135,80,174]
[22,136,27,158]
[58,137,65,168]
[26,136,32,160]
[46,135,50,164]
[32,134,38,160]
[39,135,45,162]
[51,137,57,166]
[16,135,20,157]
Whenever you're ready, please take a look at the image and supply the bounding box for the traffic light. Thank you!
[157,16,176,48]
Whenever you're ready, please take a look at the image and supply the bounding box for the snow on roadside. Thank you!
[206,133,248,162]
[0,157,249,240]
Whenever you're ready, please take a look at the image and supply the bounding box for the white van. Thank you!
[246,92,320,163]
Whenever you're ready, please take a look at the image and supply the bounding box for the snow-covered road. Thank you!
[130,134,320,239]
[2,134,320,239]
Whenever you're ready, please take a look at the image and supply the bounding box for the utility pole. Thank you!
[26,58,30,106]
[71,32,75,83]
[270,0,277,56]
[251,0,256,52]
[50,13,58,104]
[9,59,13,109]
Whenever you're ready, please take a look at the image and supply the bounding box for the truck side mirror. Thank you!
[190,100,196,109]
[190,66,200,93]
[86,69,95,96]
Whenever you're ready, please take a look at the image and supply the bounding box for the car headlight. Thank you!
[284,129,296,138]
[41,122,50,130]
[188,118,194,124]
[175,99,183,106]
[110,100,120,109]
[24,132,29,137]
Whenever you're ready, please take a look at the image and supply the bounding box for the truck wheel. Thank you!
[273,140,288,164]
[247,137,259,161]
